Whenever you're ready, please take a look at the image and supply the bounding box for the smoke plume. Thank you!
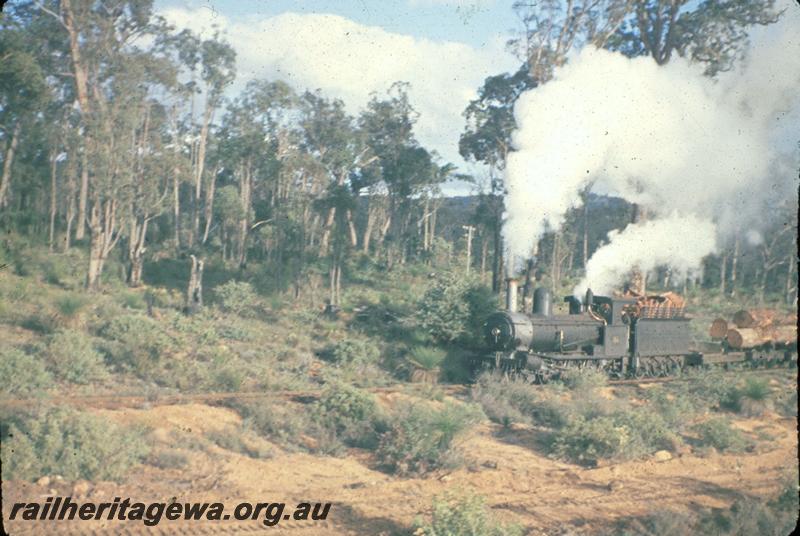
[574,214,717,297]
[503,4,800,295]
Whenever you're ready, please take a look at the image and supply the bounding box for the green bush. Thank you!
[328,338,381,366]
[471,373,539,427]
[549,406,681,464]
[1,407,149,481]
[0,347,52,394]
[206,426,273,459]
[313,383,383,448]
[550,415,631,463]
[214,281,261,317]
[53,293,89,320]
[45,329,108,384]
[148,449,189,469]
[408,346,446,370]
[560,367,607,391]
[692,417,748,453]
[416,272,496,345]
[416,493,523,536]
[376,401,484,476]
[100,314,173,375]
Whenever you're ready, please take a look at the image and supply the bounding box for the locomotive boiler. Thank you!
[478,278,793,381]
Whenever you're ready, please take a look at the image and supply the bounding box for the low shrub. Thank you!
[148,449,189,470]
[376,401,484,476]
[415,272,496,345]
[415,492,523,536]
[1,407,149,481]
[0,347,52,394]
[559,367,607,391]
[100,314,173,375]
[328,337,381,366]
[313,383,384,448]
[408,346,446,370]
[53,293,89,323]
[44,329,108,384]
[692,417,748,453]
[214,281,261,317]
[549,415,631,463]
[206,426,273,459]
[471,373,539,427]
[549,406,680,464]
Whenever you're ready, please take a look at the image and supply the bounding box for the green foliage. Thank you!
[549,404,680,464]
[100,314,173,375]
[206,426,273,459]
[53,293,89,319]
[328,337,381,366]
[692,418,748,453]
[214,281,261,317]
[0,347,52,394]
[471,373,539,427]
[1,407,149,481]
[376,401,484,475]
[550,415,632,463]
[559,367,607,390]
[148,449,189,470]
[416,272,496,345]
[44,329,108,384]
[313,383,383,448]
[408,346,446,370]
[416,492,523,536]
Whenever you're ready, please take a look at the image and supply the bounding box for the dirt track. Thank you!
[3,395,797,535]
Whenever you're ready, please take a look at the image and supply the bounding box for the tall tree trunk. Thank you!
[201,166,218,245]
[0,121,21,209]
[362,204,375,254]
[492,223,503,293]
[186,254,204,314]
[730,233,740,297]
[319,206,336,255]
[719,253,728,295]
[127,216,149,287]
[785,256,795,305]
[48,148,58,250]
[480,236,488,277]
[173,161,181,248]
[191,103,214,247]
[237,163,251,268]
[86,198,119,290]
[61,0,93,240]
[346,209,358,248]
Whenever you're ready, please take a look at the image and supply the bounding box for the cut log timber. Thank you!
[726,328,769,349]
[732,309,779,329]
[709,318,728,339]
[766,325,797,346]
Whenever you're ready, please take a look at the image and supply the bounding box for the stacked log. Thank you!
[714,308,797,349]
[709,318,728,339]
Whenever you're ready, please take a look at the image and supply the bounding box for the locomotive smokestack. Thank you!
[506,278,519,312]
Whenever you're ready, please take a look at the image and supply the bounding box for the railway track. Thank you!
[0,365,793,410]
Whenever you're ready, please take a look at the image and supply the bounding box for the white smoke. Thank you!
[504,3,800,294]
[574,214,717,297]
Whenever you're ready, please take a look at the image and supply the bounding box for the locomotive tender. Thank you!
[480,279,794,382]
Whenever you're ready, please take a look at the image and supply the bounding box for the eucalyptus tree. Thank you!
[299,90,374,304]
[216,80,295,269]
[359,83,447,265]
[0,23,49,213]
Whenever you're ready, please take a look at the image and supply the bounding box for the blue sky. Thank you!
[156,0,519,47]
[153,0,522,193]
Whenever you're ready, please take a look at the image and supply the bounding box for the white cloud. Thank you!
[159,8,515,175]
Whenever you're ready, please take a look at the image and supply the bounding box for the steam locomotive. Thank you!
[478,280,795,382]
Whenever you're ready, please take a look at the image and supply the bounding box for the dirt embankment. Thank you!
[3,400,797,535]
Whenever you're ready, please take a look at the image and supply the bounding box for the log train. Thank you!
[477,279,797,382]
